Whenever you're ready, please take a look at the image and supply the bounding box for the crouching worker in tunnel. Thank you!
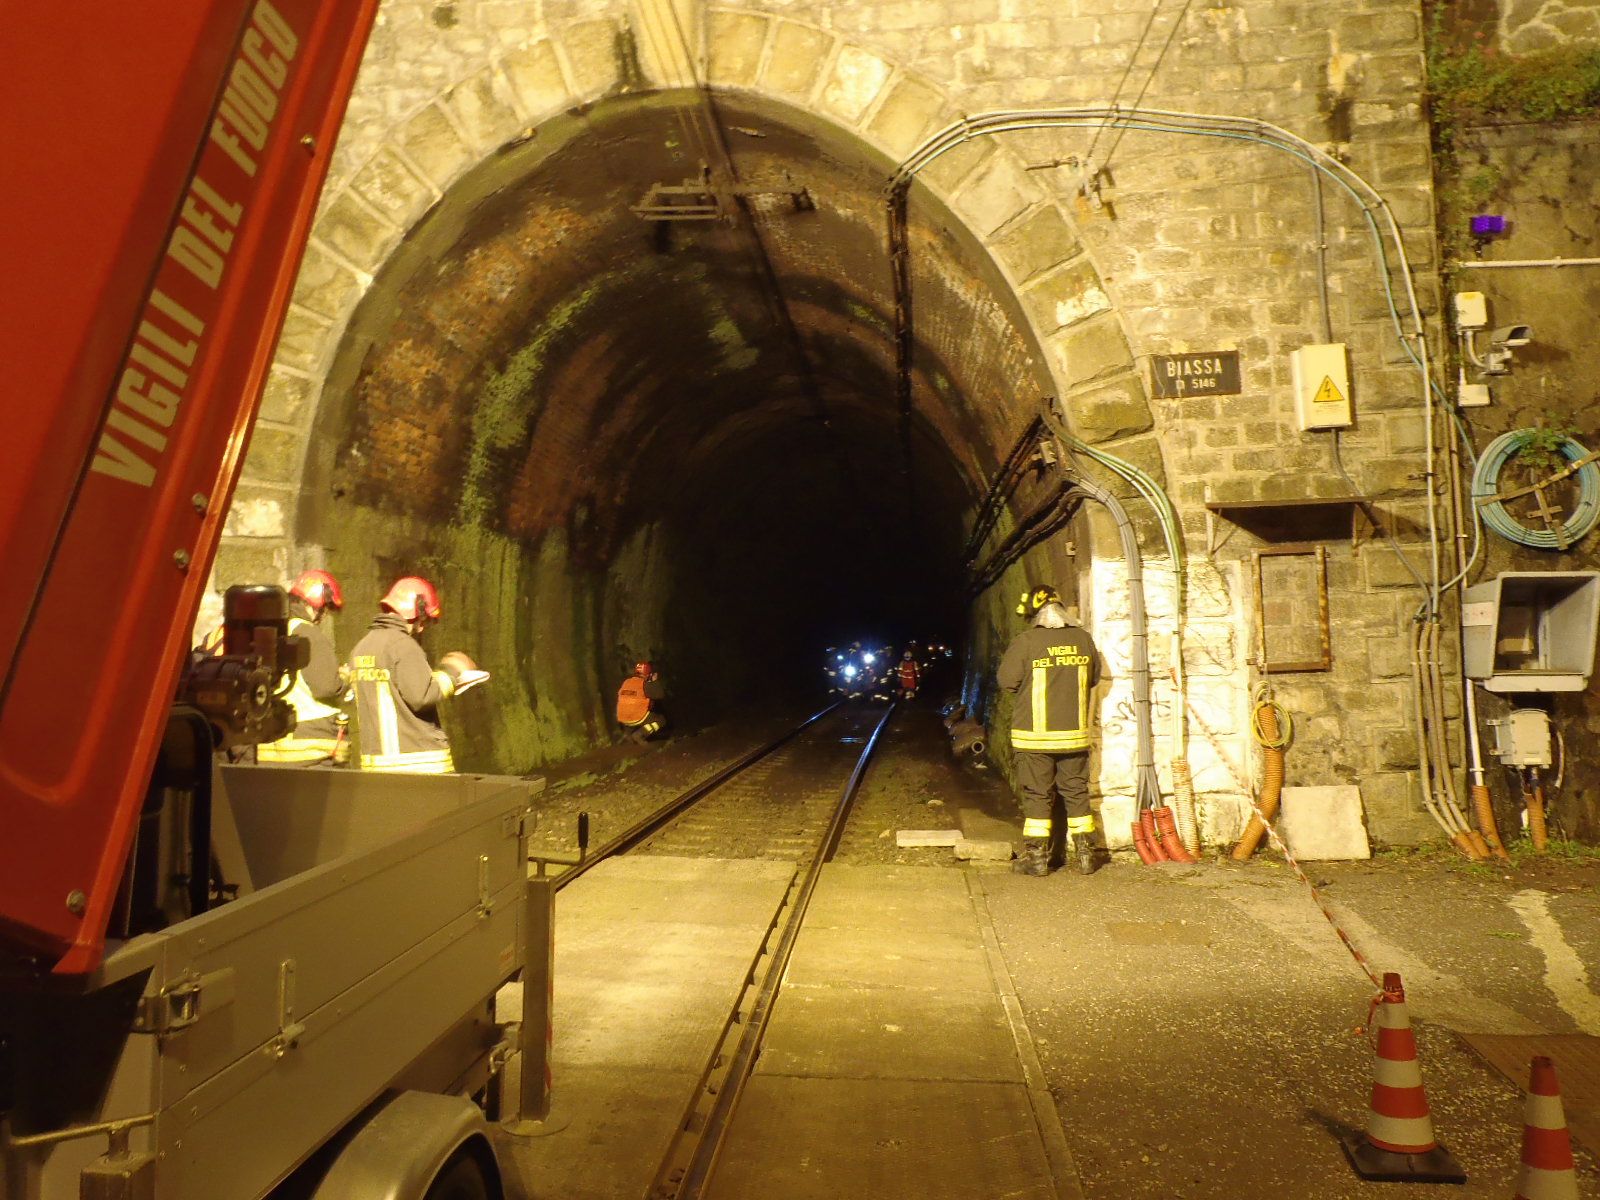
[617,660,666,743]
[999,595,1102,877]
[349,576,489,774]
[258,570,349,766]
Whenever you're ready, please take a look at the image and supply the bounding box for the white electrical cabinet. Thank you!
[1291,343,1352,430]
[1462,571,1600,692]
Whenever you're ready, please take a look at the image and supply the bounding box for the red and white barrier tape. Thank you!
[1178,678,1384,994]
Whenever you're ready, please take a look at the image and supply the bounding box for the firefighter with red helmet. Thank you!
[348,576,488,773]
[616,660,666,742]
[258,569,348,766]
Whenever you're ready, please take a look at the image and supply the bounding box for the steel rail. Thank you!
[548,702,842,892]
[651,702,898,1200]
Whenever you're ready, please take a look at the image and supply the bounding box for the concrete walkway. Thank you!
[498,856,1079,1200]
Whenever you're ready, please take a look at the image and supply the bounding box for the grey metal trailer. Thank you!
[1,767,551,1200]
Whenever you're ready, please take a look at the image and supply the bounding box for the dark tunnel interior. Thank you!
[304,90,1054,767]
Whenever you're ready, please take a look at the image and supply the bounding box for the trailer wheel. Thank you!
[425,1153,491,1200]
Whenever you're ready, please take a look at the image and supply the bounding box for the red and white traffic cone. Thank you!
[1342,972,1466,1183]
[1514,1056,1578,1200]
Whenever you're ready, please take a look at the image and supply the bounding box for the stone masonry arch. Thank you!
[211,0,1446,849]
[224,7,1146,585]
[215,3,1149,774]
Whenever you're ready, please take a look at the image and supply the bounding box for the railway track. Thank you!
[542,701,900,1200]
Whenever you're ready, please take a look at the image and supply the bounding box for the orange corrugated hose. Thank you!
[1231,697,1288,861]
[1525,772,1550,852]
[1471,782,1509,859]
[1154,805,1198,862]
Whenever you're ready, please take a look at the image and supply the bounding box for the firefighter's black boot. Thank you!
[1012,837,1050,877]
[1074,835,1100,876]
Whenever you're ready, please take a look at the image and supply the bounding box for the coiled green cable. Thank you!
[1471,431,1600,550]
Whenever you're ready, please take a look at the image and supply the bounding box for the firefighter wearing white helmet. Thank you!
[348,576,488,773]
[258,569,348,766]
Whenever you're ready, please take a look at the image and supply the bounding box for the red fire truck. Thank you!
[1,4,548,1197]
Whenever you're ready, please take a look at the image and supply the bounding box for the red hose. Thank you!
[1154,806,1198,863]
[1131,820,1160,865]
[1139,809,1170,862]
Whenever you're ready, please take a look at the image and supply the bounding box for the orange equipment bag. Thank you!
[617,676,652,725]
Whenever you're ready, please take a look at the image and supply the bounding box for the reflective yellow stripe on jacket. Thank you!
[258,736,340,764]
[359,749,455,774]
[1011,660,1091,751]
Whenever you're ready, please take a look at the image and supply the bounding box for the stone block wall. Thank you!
[214,0,1469,843]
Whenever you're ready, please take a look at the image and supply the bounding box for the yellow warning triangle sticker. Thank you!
[1312,376,1346,405]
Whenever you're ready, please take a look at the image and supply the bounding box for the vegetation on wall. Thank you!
[1424,8,1600,255]
[1427,38,1600,124]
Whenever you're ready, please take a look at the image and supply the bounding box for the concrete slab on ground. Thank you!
[496,1063,699,1200]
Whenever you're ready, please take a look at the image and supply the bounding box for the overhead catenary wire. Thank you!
[1095,0,1198,173]
[1080,0,1166,174]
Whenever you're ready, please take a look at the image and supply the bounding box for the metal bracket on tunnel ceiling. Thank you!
[632,180,814,221]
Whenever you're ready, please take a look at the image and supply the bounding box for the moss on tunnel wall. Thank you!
[316,504,605,774]
[601,521,672,688]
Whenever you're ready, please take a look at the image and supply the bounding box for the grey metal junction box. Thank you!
[1462,571,1600,692]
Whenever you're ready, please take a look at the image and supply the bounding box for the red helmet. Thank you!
[382,576,442,622]
[290,569,343,614]
[634,661,652,676]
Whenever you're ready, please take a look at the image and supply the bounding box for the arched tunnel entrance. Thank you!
[301,90,1065,772]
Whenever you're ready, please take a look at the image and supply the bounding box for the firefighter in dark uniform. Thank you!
[617,660,666,742]
[349,576,486,774]
[257,569,348,766]
[998,591,1102,876]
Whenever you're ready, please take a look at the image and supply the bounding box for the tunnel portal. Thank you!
[301,91,1058,769]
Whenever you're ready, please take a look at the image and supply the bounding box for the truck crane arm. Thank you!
[0,0,382,975]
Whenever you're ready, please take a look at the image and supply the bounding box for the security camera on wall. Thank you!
[1456,294,1533,376]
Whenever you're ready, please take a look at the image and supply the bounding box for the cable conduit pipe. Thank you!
[890,107,1427,342]
[963,417,1046,565]
[1052,471,1163,822]
[1039,416,1199,854]
[1455,257,1600,269]
[1230,695,1288,860]
[1410,618,1478,855]
[1420,616,1476,849]
[1523,769,1550,852]
[889,112,1435,855]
